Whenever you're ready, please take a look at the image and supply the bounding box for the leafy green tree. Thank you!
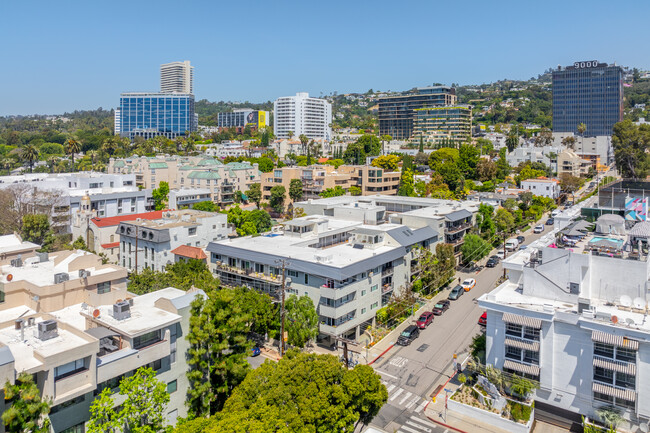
[460,234,491,264]
[343,141,366,165]
[289,178,303,202]
[21,143,40,172]
[559,173,582,201]
[494,208,515,233]
[319,186,347,198]
[533,127,553,147]
[202,351,387,432]
[72,235,88,250]
[285,295,319,347]
[235,286,278,336]
[515,164,546,185]
[371,154,400,171]
[398,168,415,196]
[458,144,480,179]
[86,388,121,433]
[2,372,51,433]
[355,134,381,156]
[246,183,262,208]
[64,137,81,167]
[21,214,52,246]
[192,201,217,212]
[269,185,286,213]
[152,181,169,210]
[120,367,170,432]
[380,134,392,154]
[186,287,251,417]
[612,120,650,178]
[470,333,486,363]
[596,406,623,431]
[476,159,498,182]
[128,259,218,295]
[496,148,511,179]
[418,243,456,294]
[506,131,519,152]
[349,185,362,196]
[256,157,274,173]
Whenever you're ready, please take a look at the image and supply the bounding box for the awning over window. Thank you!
[505,337,540,352]
[503,359,540,377]
[592,382,636,401]
[591,331,639,350]
[503,312,542,329]
[593,356,636,376]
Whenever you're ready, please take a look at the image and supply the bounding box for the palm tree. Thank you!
[1,158,14,172]
[65,138,81,169]
[299,134,309,156]
[21,144,39,173]
[577,123,587,155]
[287,130,294,141]
[47,156,58,173]
[184,138,195,156]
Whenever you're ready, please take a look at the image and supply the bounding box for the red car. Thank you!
[416,312,435,329]
[478,312,487,326]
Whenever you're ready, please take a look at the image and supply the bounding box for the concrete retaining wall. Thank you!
[447,398,533,433]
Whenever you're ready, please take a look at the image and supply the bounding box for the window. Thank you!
[60,423,85,433]
[505,323,522,337]
[593,391,614,404]
[51,395,84,414]
[361,308,366,314]
[371,285,378,292]
[523,327,540,341]
[371,302,378,309]
[188,227,197,236]
[97,281,111,294]
[523,350,539,364]
[594,367,614,384]
[361,290,366,296]
[288,270,299,278]
[594,342,615,359]
[616,346,636,363]
[170,324,178,364]
[133,330,161,349]
[304,274,309,284]
[616,372,636,390]
[505,346,522,360]
[55,358,87,380]
[167,380,177,394]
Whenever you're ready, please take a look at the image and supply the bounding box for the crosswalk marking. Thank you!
[406,420,433,432]
[398,391,413,405]
[398,426,424,433]
[390,388,404,401]
[410,416,437,428]
[386,384,396,392]
[405,394,420,409]
[414,400,427,413]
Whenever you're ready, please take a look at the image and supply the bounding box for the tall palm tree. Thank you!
[577,123,587,155]
[65,138,81,169]
[47,156,58,173]
[21,144,39,173]
[287,130,294,141]
[1,158,14,172]
[299,134,309,156]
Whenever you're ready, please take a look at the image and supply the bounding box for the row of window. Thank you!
[505,323,540,340]
[505,346,539,365]
[593,391,635,409]
[593,367,635,390]
[593,342,636,363]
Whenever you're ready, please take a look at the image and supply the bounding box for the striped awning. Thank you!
[503,312,542,329]
[593,356,636,376]
[503,359,540,377]
[592,382,636,402]
[505,337,540,352]
[591,331,639,350]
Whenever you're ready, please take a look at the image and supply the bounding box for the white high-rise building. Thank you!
[160,60,194,94]
[274,92,332,140]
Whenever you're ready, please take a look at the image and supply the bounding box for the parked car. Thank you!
[432,300,450,315]
[533,225,544,234]
[448,285,464,300]
[546,218,555,225]
[416,312,435,329]
[461,278,476,291]
[495,250,506,260]
[251,346,261,357]
[517,235,525,244]
[505,238,519,251]
[519,244,528,250]
[397,325,420,346]
[486,256,499,267]
[551,209,561,217]
[478,312,487,326]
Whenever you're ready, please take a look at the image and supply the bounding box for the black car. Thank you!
[546,218,555,225]
[517,235,525,244]
[397,325,420,346]
[432,300,451,315]
[486,256,499,267]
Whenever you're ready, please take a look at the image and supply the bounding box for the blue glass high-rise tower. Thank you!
[552,61,623,136]
[115,92,197,139]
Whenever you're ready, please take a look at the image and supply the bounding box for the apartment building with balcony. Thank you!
[261,165,401,203]
[557,149,591,177]
[412,105,473,147]
[478,218,650,431]
[117,209,230,272]
[207,214,438,343]
[0,248,200,432]
[107,156,261,208]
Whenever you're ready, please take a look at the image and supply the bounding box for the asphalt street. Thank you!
[369,225,551,433]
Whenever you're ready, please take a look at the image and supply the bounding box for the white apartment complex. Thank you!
[160,60,194,94]
[117,209,230,272]
[273,92,332,140]
[479,216,650,431]
[520,177,561,199]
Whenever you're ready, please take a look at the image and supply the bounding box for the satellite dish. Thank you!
[6,274,12,282]
[626,318,635,325]
[634,297,646,309]
[93,309,100,318]
[611,315,619,324]
[620,295,632,307]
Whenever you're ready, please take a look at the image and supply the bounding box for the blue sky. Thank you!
[1,0,649,116]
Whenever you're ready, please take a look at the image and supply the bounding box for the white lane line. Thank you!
[405,394,420,409]
[410,416,437,428]
[386,384,396,393]
[414,400,428,413]
[400,426,424,433]
[406,420,433,432]
[444,429,449,433]
[377,370,399,380]
[390,388,404,401]
[399,391,413,405]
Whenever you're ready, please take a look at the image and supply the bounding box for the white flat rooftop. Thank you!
[0,234,39,254]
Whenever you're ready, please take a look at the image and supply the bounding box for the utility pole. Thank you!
[502,231,507,279]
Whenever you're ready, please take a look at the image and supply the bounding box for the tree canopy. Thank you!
[2,372,51,433]
[284,295,319,347]
[152,181,169,211]
[612,120,650,178]
[370,155,400,172]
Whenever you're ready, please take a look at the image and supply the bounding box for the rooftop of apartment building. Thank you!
[296,195,479,214]
[119,209,221,230]
[91,210,166,228]
[521,177,560,184]
[0,234,39,256]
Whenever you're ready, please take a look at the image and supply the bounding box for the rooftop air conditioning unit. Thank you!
[113,301,131,320]
[79,269,91,278]
[10,258,22,268]
[54,273,70,284]
[38,320,58,341]
[36,252,49,263]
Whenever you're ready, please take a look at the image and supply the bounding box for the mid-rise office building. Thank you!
[218,109,269,132]
[117,209,230,272]
[116,92,197,140]
[552,61,624,136]
[274,92,332,140]
[160,60,194,94]
[479,215,650,431]
[413,105,472,146]
[378,86,457,139]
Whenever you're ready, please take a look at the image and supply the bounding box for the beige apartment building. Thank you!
[108,155,262,207]
[0,249,200,432]
[261,165,401,203]
[557,149,591,177]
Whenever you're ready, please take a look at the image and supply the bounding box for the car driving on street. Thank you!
[415,311,434,329]
[461,278,476,291]
[533,225,544,234]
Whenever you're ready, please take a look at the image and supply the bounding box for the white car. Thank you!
[551,209,561,217]
[495,250,506,259]
[533,225,544,234]
[461,278,476,291]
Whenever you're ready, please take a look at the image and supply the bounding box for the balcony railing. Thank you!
[446,222,472,234]
[214,262,283,284]
[381,268,394,276]
[382,283,393,294]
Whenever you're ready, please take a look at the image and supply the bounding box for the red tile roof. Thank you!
[101,242,120,249]
[91,210,165,228]
[317,157,329,163]
[171,245,207,260]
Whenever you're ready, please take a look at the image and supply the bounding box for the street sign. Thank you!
[444,388,453,393]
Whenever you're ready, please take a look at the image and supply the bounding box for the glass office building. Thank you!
[413,105,472,147]
[552,61,623,137]
[117,92,197,139]
[378,86,456,139]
